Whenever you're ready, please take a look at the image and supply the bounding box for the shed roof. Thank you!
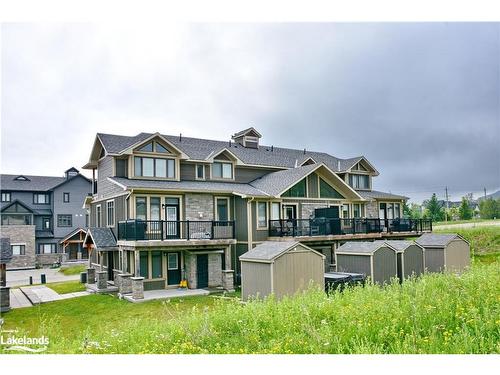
[415,233,466,247]
[239,241,323,262]
[383,240,415,252]
[336,240,393,254]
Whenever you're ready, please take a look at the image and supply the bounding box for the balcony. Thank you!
[117,220,235,241]
[268,218,432,238]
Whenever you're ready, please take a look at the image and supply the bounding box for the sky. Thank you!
[1,23,499,203]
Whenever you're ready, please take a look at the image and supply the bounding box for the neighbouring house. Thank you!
[0,168,92,269]
[82,128,432,291]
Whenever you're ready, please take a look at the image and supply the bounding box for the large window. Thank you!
[33,193,50,204]
[151,251,162,278]
[134,156,175,178]
[106,200,115,227]
[319,178,344,199]
[38,243,56,254]
[257,202,268,229]
[212,162,233,179]
[150,197,161,221]
[136,197,147,220]
[115,158,128,178]
[57,214,72,227]
[342,204,350,219]
[1,193,11,202]
[11,244,25,255]
[196,164,205,180]
[215,198,229,221]
[395,203,401,218]
[139,251,149,278]
[96,205,102,227]
[271,202,281,220]
[282,178,307,197]
[353,204,364,218]
[349,174,369,189]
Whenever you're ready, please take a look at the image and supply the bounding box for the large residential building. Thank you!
[0,168,92,269]
[82,128,431,291]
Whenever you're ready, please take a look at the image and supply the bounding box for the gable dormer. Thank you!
[130,135,181,180]
[232,127,262,149]
[14,175,30,181]
[65,167,80,179]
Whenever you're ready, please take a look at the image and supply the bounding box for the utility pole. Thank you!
[484,187,487,199]
[445,186,449,222]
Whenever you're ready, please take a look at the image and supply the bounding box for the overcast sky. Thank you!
[1,23,499,203]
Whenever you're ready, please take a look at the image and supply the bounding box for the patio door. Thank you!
[164,198,180,239]
[196,254,209,288]
[282,205,297,220]
[166,252,181,285]
[107,251,114,281]
[379,203,388,229]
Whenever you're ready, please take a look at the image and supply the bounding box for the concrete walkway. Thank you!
[9,289,33,309]
[8,285,90,309]
[123,288,210,303]
[6,268,80,287]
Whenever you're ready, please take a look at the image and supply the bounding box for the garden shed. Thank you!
[384,240,425,281]
[335,241,398,284]
[415,233,470,273]
[239,241,325,301]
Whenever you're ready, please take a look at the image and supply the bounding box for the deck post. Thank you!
[131,277,144,299]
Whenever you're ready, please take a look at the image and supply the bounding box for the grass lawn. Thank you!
[433,219,499,226]
[58,265,87,276]
[46,280,87,294]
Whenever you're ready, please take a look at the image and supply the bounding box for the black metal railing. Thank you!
[117,220,235,241]
[268,218,432,237]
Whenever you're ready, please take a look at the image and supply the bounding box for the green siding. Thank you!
[319,177,344,199]
[307,173,319,198]
[282,178,307,197]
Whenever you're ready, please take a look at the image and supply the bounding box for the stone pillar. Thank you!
[77,244,82,260]
[0,286,10,312]
[134,251,140,277]
[131,276,144,299]
[184,253,197,289]
[119,273,132,295]
[96,271,107,290]
[224,245,232,271]
[113,269,121,288]
[122,250,128,273]
[87,267,96,284]
[222,270,235,292]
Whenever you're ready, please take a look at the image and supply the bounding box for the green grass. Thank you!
[1,263,499,354]
[433,219,499,226]
[58,265,87,276]
[46,280,86,295]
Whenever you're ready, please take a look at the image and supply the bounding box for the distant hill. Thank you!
[478,190,500,201]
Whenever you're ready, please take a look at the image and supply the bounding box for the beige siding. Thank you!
[445,239,470,272]
[272,247,324,299]
[241,261,272,300]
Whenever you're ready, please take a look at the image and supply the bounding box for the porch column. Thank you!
[86,267,96,284]
[131,276,144,299]
[222,245,235,292]
[0,286,10,313]
[96,271,107,290]
[99,251,104,272]
[77,243,82,260]
[134,251,140,277]
[118,273,132,295]
[122,250,128,273]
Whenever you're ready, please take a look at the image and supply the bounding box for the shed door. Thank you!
[197,254,209,288]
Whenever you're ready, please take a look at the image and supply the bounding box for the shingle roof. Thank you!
[239,241,306,262]
[249,163,320,197]
[96,132,367,172]
[85,227,117,249]
[415,233,463,247]
[109,177,270,197]
[1,174,66,191]
[336,240,392,254]
[357,190,409,200]
[384,240,414,252]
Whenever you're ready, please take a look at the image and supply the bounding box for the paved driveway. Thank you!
[6,268,80,287]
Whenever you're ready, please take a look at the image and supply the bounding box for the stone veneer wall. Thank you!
[2,225,36,269]
[208,253,222,287]
[184,194,214,221]
[36,253,65,267]
[301,202,331,219]
[365,201,379,219]
[184,252,197,289]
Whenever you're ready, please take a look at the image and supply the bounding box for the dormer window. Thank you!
[14,175,30,181]
[138,142,154,152]
[137,141,171,154]
[231,127,262,149]
[212,162,233,179]
[134,156,175,178]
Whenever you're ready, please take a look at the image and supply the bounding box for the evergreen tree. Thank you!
[479,198,500,219]
[425,193,445,221]
[458,196,473,220]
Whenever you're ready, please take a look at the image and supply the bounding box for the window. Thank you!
[257,202,268,229]
[151,251,162,278]
[342,204,350,219]
[139,251,149,278]
[106,200,115,227]
[85,213,89,227]
[11,244,25,255]
[196,164,205,180]
[212,162,233,179]
[42,217,51,230]
[1,193,11,202]
[282,178,307,197]
[63,192,70,203]
[136,197,147,220]
[138,142,153,152]
[38,243,56,254]
[1,214,31,225]
[353,204,364,218]
[33,193,50,204]
[96,205,102,227]
[150,197,161,221]
[215,198,229,221]
[388,203,394,220]
[134,156,175,178]
[168,253,178,270]
[395,203,401,218]
[319,178,344,199]
[57,214,72,227]
[155,143,169,153]
[349,174,369,189]
[271,202,281,220]
[137,141,170,154]
[115,158,128,178]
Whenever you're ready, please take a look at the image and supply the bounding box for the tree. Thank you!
[479,198,500,219]
[424,193,445,222]
[458,196,473,220]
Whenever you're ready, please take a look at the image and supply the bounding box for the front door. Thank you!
[196,254,209,288]
[164,199,180,239]
[107,251,114,281]
[166,252,181,285]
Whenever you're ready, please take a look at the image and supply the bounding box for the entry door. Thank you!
[379,203,388,229]
[107,252,114,281]
[328,206,341,235]
[165,204,180,239]
[166,252,181,285]
[283,205,297,220]
[196,254,209,288]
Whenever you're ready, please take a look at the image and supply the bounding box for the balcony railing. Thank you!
[117,220,236,241]
[268,218,432,237]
